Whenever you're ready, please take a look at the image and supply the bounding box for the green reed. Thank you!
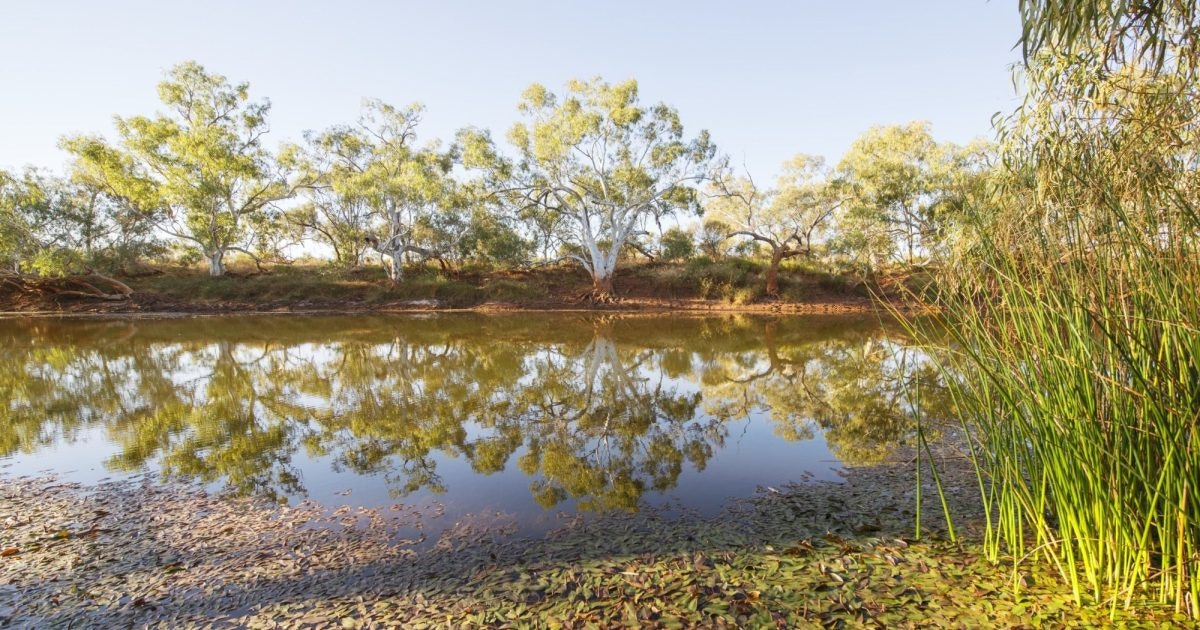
[916,181,1200,617]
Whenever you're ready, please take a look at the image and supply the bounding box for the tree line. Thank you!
[1,61,995,298]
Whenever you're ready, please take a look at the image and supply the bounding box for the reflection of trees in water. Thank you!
[697,321,955,466]
[0,315,950,506]
[508,323,712,511]
[298,320,714,511]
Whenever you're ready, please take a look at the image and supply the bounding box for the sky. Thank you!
[1,1,1022,178]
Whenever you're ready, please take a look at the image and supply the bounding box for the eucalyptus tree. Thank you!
[60,177,161,272]
[0,169,88,274]
[0,168,44,273]
[657,227,695,262]
[835,122,945,268]
[287,100,457,281]
[695,220,733,259]
[279,132,373,266]
[706,155,842,296]
[465,78,718,299]
[0,168,158,275]
[62,61,291,277]
[926,139,998,261]
[439,200,533,268]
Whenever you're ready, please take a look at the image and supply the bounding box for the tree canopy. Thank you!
[466,78,718,297]
[63,61,290,276]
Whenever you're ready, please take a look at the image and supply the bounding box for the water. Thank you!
[0,313,949,536]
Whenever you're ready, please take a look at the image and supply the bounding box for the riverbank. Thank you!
[0,260,904,315]
[1,455,1178,627]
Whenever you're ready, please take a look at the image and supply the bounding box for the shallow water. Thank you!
[0,313,951,536]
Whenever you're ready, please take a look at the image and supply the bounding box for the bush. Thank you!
[728,286,760,305]
[685,255,714,272]
[658,228,695,262]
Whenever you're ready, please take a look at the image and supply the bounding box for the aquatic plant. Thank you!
[913,1,1200,617]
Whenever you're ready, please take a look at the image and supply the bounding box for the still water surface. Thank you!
[0,313,950,536]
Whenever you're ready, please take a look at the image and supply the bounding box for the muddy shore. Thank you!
[0,293,884,317]
[0,456,1173,628]
[0,262,910,317]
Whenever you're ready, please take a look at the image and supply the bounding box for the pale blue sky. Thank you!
[1,1,1021,178]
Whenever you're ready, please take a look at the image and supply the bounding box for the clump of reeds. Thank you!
[919,39,1200,617]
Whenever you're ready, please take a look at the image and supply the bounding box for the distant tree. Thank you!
[706,154,841,296]
[452,202,533,268]
[283,100,465,272]
[280,123,376,267]
[834,122,947,268]
[695,220,732,259]
[0,168,44,273]
[658,227,695,262]
[0,167,160,275]
[62,61,291,277]
[464,78,718,299]
[288,101,457,282]
[924,139,997,261]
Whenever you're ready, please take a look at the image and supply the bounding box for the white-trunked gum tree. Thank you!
[62,61,292,277]
[282,100,457,280]
[466,78,719,301]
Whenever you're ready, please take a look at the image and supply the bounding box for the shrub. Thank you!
[658,227,695,262]
[728,286,760,305]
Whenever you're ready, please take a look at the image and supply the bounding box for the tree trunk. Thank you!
[387,251,404,283]
[592,273,615,298]
[766,249,784,297]
[207,251,226,277]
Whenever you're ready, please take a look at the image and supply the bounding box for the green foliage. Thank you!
[695,220,731,259]
[707,154,839,258]
[283,100,460,281]
[62,62,290,276]
[1017,0,1197,78]
[705,155,843,294]
[912,2,1200,618]
[658,227,695,262]
[834,123,992,270]
[0,168,44,272]
[7,62,1004,294]
[485,77,718,290]
[449,206,533,268]
[0,167,160,275]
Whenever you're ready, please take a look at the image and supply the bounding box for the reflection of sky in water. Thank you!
[0,313,938,538]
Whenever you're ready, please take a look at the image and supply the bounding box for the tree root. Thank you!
[0,272,134,301]
[575,288,619,304]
